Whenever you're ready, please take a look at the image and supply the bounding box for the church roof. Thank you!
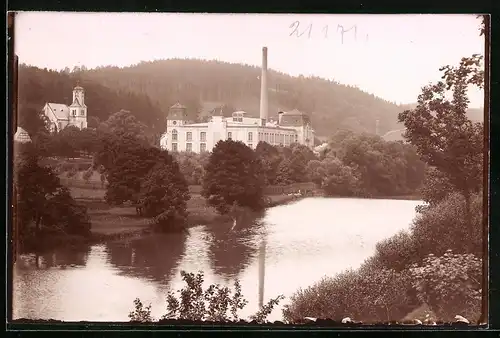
[14,127,31,143]
[47,103,70,120]
[170,102,186,109]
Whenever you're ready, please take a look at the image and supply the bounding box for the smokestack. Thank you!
[260,47,268,126]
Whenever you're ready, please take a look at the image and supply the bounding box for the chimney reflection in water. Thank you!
[258,236,266,308]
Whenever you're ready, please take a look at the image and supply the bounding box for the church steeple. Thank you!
[73,82,85,106]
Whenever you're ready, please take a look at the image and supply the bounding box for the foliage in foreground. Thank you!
[283,251,482,324]
[369,191,482,273]
[282,265,414,323]
[129,271,284,323]
[408,251,482,323]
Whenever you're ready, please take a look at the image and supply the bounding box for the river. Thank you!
[12,197,422,322]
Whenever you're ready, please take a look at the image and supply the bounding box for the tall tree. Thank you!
[202,140,265,214]
[139,161,190,232]
[398,54,484,228]
[98,109,149,143]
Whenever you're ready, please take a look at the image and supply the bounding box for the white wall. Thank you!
[160,118,312,153]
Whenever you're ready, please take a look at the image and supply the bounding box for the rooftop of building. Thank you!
[170,102,187,109]
[46,103,70,120]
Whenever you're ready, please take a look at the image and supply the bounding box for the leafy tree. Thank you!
[139,162,190,232]
[398,54,484,228]
[255,141,282,185]
[418,166,455,207]
[55,125,82,158]
[42,186,92,236]
[409,251,482,323]
[202,140,265,214]
[14,145,91,243]
[98,109,149,143]
[320,158,361,197]
[100,137,168,205]
[306,159,324,186]
[78,128,100,156]
[274,158,294,186]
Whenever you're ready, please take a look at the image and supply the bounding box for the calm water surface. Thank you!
[13,197,422,322]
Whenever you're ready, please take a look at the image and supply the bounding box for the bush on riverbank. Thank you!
[370,191,482,272]
[282,264,415,323]
[283,190,484,324]
[129,271,284,323]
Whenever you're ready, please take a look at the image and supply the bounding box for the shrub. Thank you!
[408,251,482,323]
[129,271,284,323]
[411,192,482,261]
[368,230,418,272]
[282,265,413,323]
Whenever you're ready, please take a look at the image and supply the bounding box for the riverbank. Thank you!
[16,190,306,253]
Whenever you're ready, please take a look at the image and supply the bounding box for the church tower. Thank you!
[69,83,88,129]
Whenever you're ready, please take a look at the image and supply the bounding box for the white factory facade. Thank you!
[160,47,315,153]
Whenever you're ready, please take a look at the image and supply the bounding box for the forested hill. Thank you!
[80,59,408,137]
[17,64,164,136]
[17,60,484,139]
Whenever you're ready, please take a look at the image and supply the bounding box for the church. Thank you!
[42,84,88,132]
[159,47,315,153]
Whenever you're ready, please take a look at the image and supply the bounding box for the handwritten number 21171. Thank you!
[289,21,327,39]
[289,21,313,38]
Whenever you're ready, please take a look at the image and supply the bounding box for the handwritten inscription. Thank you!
[289,21,369,44]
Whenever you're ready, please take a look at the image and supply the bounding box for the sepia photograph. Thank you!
[9,12,488,327]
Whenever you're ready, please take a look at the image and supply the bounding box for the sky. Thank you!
[15,12,485,108]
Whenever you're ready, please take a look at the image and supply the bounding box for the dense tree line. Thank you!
[309,131,427,197]
[19,60,484,145]
[285,47,485,324]
[18,61,415,141]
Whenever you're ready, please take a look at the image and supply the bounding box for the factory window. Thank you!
[280,134,284,144]
[248,132,253,142]
[248,143,253,149]
[186,132,192,142]
[58,122,62,130]
[72,109,76,116]
[200,132,206,142]
[200,143,206,152]
[271,133,275,144]
[233,117,238,122]
[285,134,289,144]
[171,129,178,141]
[265,133,268,142]
[186,143,192,152]
[172,143,178,152]
[295,134,299,143]
[227,132,232,140]
[259,132,263,141]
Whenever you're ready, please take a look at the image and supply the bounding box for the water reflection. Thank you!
[204,211,266,280]
[12,198,423,322]
[105,232,188,285]
[16,246,91,270]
